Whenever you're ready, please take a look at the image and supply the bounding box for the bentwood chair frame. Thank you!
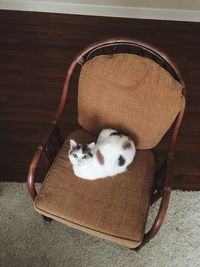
[27,38,186,249]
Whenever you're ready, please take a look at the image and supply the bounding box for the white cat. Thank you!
[68,128,136,180]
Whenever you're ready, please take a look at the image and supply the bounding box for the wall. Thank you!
[0,0,200,22]
[1,10,200,188]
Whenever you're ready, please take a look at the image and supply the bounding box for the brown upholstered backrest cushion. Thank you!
[78,54,185,149]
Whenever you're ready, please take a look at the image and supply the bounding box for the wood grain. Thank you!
[0,10,199,190]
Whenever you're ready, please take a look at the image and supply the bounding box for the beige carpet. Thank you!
[0,182,200,267]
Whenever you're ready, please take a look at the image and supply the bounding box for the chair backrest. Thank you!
[76,40,186,149]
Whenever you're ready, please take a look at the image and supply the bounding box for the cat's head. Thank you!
[68,139,95,166]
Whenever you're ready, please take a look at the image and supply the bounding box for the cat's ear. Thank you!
[88,142,95,150]
[70,139,77,150]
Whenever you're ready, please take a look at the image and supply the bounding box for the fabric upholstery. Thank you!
[34,129,156,248]
[78,53,185,149]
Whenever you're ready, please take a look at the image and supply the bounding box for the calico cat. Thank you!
[68,128,136,180]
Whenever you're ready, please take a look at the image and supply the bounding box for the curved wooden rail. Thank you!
[144,187,171,243]
[27,58,78,199]
[27,146,43,200]
[27,120,59,200]
[138,106,186,249]
[75,37,186,88]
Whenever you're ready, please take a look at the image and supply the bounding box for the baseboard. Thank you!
[0,0,200,22]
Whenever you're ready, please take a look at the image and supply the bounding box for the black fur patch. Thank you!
[82,144,88,154]
[110,131,124,137]
[76,144,81,150]
[82,144,93,157]
[118,155,126,166]
[110,130,131,139]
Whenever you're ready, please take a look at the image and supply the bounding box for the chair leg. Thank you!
[42,215,52,223]
[131,239,149,252]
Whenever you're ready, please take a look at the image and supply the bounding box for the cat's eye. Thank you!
[73,154,78,158]
[82,155,87,159]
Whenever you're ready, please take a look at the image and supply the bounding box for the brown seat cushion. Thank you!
[34,129,156,248]
[78,53,185,149]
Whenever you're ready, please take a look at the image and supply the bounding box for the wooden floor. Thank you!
[0,10,199,190]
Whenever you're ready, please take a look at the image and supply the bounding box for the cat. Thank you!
[68,128,136,180]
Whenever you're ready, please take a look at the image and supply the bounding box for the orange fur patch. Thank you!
[96,150,104,165]
[122,141,132,150]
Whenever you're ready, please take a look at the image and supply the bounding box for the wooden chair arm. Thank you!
[27,56,78,201]
[144,186,171,244]
[27,120,59,200]
[140,158,173,248]
[27,146,44,200]
[143,105,186,247]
